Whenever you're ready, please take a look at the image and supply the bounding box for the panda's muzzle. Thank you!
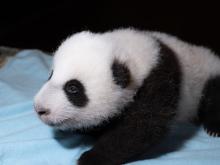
[34,105,50,116]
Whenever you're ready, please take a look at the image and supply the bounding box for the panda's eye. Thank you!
[48,70,53,81]
[64,79,89,107]
[64,80,82,95]
[66,84,79,94]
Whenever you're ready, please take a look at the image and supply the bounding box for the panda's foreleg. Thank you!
[78,41,181,165]
[78,108,176,165]
[198,76,220,137]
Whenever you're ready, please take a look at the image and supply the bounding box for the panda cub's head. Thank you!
[34,31,136,130]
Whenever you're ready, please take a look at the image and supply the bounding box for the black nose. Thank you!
[35,106,50,116]
[38,109,50,116]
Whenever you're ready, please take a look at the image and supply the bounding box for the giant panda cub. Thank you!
[34,28,220,165]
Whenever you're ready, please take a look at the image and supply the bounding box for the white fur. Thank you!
[34,28,220,130]
[34,29,159,130]
[151,32,220,121]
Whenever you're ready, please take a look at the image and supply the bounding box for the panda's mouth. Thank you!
[45,118,73,128]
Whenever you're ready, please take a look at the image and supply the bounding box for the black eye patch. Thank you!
[48,70,53,80]
[64,79,89,107]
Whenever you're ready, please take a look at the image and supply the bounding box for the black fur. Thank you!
[64,79,89,107]
[198,76,220,137]
[78,40,182,165]
[112,60,131,88]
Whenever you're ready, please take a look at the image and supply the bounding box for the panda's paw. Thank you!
[204,125,220,137]
[78,150,117,165]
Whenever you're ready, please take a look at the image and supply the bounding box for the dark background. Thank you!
[0,1,219,54]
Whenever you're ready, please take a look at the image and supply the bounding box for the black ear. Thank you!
[111,60,131,88]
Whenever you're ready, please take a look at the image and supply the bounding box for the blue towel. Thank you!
[0,50,220,165]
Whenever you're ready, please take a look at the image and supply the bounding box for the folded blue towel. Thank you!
[0,50,220,165]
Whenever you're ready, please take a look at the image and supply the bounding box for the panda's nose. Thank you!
[35,105,50,116]
[38,109,50,116]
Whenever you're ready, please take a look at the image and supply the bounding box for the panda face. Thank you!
[34,32,135,130]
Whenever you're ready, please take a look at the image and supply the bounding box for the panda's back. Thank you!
[151,32,220,122]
